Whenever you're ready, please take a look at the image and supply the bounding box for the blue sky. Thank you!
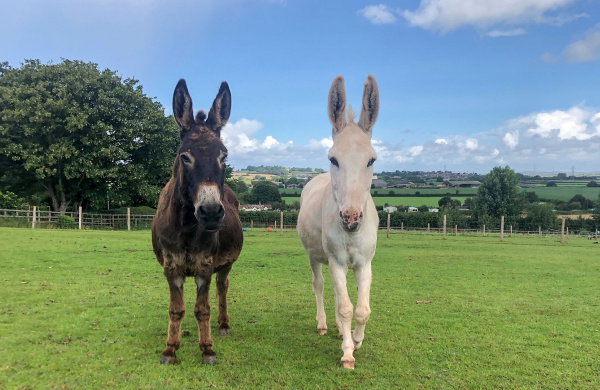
[2,0,600,174]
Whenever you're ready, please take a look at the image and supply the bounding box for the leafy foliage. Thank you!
[472,166,524,227]
[0,59,178,212]
[250,181,282,204]
[567,194,593,210]
[521,203,558,231]
[0,189,23,208]
[56,215,75,229]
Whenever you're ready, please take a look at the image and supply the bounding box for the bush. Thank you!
[57,215,75,229]
[0,190,23,209]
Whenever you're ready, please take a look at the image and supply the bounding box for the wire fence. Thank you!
[0,208,597,240]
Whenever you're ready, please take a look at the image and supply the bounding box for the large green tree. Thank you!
[0,59,178,212]
[251,181,282,204]
[471,166,524,227]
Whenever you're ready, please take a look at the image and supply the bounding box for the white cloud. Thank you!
[503,131,519,149]
[564,24,600,63]
[261,135,280,149]
[487,28,526,37]
[408,145,424,156]
[463,138,479,150]
[358,4,397,24]
[526,107,593,140]
[222,106,600,173]
[401,0,578,32]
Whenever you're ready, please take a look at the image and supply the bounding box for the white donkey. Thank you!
[297,75,379,369]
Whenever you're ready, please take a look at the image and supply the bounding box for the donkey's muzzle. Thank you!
[195,204,225,232]
[340,209,363,232]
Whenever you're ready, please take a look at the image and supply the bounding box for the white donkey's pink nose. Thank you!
[340,207,363,231]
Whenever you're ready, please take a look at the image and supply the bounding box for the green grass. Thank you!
[521,186,600,202]
[370,196,443,207]
[281,195,445,208]
[1,227,599,389]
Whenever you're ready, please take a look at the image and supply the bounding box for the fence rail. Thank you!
[0,208,597,240]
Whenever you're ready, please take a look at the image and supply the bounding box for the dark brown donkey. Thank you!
[152,79,243,365]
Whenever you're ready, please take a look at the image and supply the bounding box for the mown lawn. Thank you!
[1,227,599,389]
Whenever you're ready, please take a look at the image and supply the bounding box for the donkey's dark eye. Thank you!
[329,157,339,168]
[180,154,192,165]
[367,158,376,167]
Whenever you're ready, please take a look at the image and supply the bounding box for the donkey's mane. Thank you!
[195,109,207,123]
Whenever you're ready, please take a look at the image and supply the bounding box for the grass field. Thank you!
[520,186,600,202]
[281,195,444,208]
[1,228,599,389]
[282,186,600,207]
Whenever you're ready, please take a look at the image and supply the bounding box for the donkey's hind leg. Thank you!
[309,260,327,335]
[216,264,233,335]
[160,273,185,365]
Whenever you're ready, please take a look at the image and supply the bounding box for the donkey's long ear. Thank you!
[358,75,379,136]
[206,82,231,137]
[328,76,346,135]
[173,79,195,138]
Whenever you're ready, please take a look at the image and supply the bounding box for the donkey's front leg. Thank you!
[329,262,354,369]
[194,274,216,365]
[352,261,372,350]
[216,265,232,335]
[160,274,185,364]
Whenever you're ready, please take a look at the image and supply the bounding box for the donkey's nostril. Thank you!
[197,204,224,219]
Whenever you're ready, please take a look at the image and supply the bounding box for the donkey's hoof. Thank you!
[341,359,355,370]
[317,328,327,335]
[219,326,230,335]
[202,354,217,365]
[160,354,176,365]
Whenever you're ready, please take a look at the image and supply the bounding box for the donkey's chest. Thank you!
[162,250,216,275]
[323,228,377,268]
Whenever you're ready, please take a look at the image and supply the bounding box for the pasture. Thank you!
[1,227,599,389]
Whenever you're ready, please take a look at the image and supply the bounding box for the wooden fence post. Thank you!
[280,211,283,235]
[443,215,446,239]
[251,220,253,231]
[78,206,82,230]
[560,218,565,244]
[454,225,457,236]
[32,206,37,229]
[510,225,513,237]
[483,224,485,237]
[386,213,390,238]
[127,208,131,231]
[427,223,430,234]
[500,216,504,242]
[401,222,404,232]
[538,226,541,237]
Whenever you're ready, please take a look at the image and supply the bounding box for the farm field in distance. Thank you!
[281,184,600,208]
[1,227,599,389]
